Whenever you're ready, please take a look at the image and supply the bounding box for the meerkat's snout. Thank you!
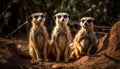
[54,12,69,24]
[31,13,46,24]
[80,17,95,27]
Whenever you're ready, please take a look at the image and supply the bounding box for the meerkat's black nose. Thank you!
[84,22,88,25]
[62,18,65,21]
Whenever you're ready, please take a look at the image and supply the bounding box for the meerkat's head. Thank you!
[80,17,95,29]
[30,13,46,25]
[54,12,70,25]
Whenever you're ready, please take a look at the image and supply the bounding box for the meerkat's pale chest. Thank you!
[56,31,67,52]
[79,32,92,49]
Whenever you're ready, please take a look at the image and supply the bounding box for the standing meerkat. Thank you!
[29,12,49,62]
[50,12,72,62]
[69,17,98,59]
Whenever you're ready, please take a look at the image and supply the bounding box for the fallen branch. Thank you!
[96,32,107,35]
[5,21,28,38]
[95,25,111,29]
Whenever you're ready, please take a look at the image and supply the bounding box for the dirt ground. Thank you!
[0,21,120,69]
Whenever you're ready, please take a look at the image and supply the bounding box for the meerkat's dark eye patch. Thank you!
[64,15,68,18]
[57,15,61,19]
[34,15,39,19]
[81,20,85,23]
[40,15,45,18]
[87,20,92,23]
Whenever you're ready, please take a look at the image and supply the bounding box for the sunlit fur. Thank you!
[29,12,49,61]
[69,17,98,60]
[50,12,72,62]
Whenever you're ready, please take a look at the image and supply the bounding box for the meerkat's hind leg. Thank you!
[44,42,49,62]
[65,43,69,62]
[87,44,97,55]
[69,43,75,60]
[69,50,75,60]
[29,47,41,64]
[29,46,37,59]
[33,37,43,61]
[54,42,61,62]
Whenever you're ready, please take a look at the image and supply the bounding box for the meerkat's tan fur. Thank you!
[50,12,72,62]
[29,12,49,61]
[69,17,98,59]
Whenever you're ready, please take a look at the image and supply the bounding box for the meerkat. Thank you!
[50,12,72,62]
[29,12,49,62]
[69,17,98,59]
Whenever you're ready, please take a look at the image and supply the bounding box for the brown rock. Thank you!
[105,21,120,56]
[97,21,120,57]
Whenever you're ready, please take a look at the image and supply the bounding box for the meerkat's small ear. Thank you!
[79,18,82,26]
[93,19,96,24]
[91,17,96,24]
[27,16,32,24]
[53,15,56,20]
[29,16,32,21]
[27,16,32,27]
[79,18,81,21]
[68,15,70,19]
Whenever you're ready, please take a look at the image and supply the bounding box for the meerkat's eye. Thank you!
[81,20,85,23]
[34,15,39,19]
[57,15,61,19]
[64,15,68,19]
[40,15,45,18]
[87,20,92,23]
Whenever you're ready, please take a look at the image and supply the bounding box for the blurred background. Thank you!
[0,0,120,39]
